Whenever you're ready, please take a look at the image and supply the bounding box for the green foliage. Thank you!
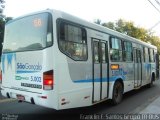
[102,22,115,30]
[0,18,5,54]
[94,19,101,25]
[0,17,12,55]
[96,19,160,54]
[0,0,5,14]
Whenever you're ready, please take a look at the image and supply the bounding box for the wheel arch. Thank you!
[114,78,124,93]
[152,72,156,81]
[109,78,124,99]
[111,78,124,105]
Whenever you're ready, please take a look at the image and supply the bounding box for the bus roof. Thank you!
[6,9,157,50]
[58,9,157,49]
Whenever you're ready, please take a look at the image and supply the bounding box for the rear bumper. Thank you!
[1,86,58,109]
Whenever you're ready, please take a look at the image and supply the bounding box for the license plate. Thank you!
[16,94,25,101]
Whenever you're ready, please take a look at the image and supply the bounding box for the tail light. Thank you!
[43,70,54,90]
[0,70,2,84]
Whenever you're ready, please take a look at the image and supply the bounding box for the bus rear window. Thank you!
[3,13,53,52]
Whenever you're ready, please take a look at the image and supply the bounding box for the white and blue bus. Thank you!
[0,9,159,110]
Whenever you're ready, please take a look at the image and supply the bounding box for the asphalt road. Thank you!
[0,80,160,120]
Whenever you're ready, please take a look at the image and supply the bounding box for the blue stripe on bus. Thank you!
[16,71,41,74]
[73,76,125,83]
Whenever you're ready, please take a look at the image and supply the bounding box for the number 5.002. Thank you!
[31,76,41,82]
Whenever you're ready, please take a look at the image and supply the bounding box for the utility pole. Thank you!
[147,0,160,33]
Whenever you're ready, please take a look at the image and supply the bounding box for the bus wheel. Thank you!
[112,81,123,105]
[148,75,155,88]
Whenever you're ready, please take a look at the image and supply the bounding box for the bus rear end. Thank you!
[1,11,58,109]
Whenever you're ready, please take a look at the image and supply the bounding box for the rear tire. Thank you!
[148,75,154,88]
[112,81,123,105]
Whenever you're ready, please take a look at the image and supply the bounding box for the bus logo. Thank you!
[16,63,42,74]
[1,53,16,73]
[1,53,42,74]
[15,76,29,80]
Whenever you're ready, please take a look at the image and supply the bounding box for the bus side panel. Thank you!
[109,62,135,95]
[57,57,92,109]
[123,63,135,93]
[56,38,93,109]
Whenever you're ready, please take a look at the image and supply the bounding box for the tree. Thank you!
[95,19,160,54]
[0,0,5,55]
[0,0,5,14]
[94,19,101,25]
[0,18,5,54]
[102,22,115,30]
[0,17,12,55]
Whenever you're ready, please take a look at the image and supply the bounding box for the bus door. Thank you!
[134,49,142,88]
[92,39,109,103]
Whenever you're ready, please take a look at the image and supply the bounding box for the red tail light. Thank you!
[0,70,2,84]
[43,70,54,90]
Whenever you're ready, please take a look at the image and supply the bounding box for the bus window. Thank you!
[101,43,106,63]
[123,41,133,61]
[153,49,155,62]
[148,48,151,62]
[151,49,154,62]
[3,13,53,52]
[110,37,122,61]
[149,48,154,62]
[58,21,87,61]
[144,47,148,62]
[94,41,99,63]
[143,47,145,62]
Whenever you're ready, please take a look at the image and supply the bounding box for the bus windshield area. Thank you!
[3,12,53,52]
